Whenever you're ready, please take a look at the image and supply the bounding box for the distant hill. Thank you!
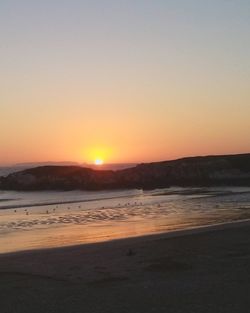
[87,163,136,171]
[1,154,250,190]
[0,162,79,177]
[0,162,136,177]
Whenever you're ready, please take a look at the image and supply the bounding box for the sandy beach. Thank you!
[0,220,249,313]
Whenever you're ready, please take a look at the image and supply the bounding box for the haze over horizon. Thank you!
[1,152,250,168]
[1,1,250,165]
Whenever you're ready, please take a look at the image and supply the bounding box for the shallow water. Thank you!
[0,187,250,253]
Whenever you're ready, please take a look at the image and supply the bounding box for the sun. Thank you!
[94,158,104,166]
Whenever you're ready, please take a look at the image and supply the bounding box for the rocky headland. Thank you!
[1,153,250,190]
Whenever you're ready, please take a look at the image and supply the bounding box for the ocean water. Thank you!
[0,187,250,253]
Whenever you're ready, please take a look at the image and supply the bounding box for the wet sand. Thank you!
[0,220,249,313]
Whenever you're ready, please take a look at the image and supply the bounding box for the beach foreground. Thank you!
[0,221,249,313]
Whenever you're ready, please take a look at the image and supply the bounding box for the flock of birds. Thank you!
[12,201,148,216]
[14,205,78,216]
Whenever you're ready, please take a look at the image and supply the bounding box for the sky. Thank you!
[1,0,250,165]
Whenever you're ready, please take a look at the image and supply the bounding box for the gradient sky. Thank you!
[1,0,250,165]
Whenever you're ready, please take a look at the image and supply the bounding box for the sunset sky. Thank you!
[1,1,250,165]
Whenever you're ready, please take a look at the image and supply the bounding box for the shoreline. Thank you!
[1,218,250,257]
[1,186,249,211]
[0,218,249,312]
[0,193,138,210]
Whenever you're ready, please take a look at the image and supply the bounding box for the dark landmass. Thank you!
[0,162,136,178]
[0,162,79,177]
[89,163,136,171]
[0,153,250,191]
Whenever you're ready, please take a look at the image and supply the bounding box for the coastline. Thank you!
[1,218,250,257]
[1,219,249,312]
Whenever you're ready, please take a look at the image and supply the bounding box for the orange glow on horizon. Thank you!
[81,146,114,165]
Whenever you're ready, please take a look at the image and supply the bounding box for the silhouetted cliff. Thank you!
[1,154,250,190]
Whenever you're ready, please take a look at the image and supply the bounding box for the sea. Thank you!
[0,186,250,253]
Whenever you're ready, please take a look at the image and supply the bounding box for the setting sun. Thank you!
[83,146,114,165]
[94,159,104,166]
